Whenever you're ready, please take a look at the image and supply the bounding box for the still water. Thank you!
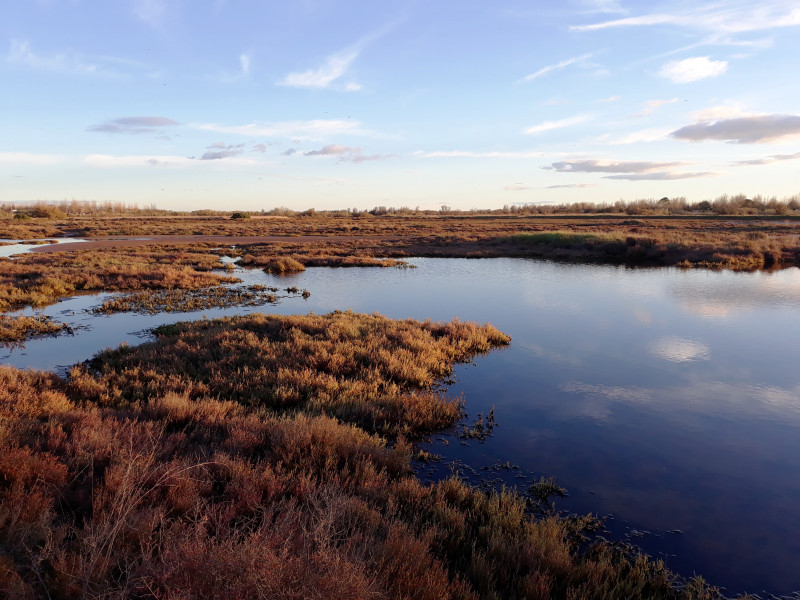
[3,257,800,596]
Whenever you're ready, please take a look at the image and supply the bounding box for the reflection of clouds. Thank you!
[559,379,800,423]
[562,382,653,403]
[560,382,652,421]
[634,308,652,323]
[649,337,710,363]
[519,342,582,366]
[672,267,800,319]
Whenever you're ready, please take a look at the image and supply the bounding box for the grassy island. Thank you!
[0,311,738,599]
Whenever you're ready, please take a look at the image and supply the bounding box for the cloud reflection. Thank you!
[649,337,710,363]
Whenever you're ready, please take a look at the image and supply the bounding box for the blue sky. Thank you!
[2,0,800,211]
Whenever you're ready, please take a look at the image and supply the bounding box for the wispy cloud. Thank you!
[415,150,548,159]
[635,97,678,116]
[303,144,392,163]
[731,151,800,166]
[0,152,64,166]
[545,158,715,180]
[84,154,192,168]
[547,159,687,173]
[5,39,108,75]
[524,114,593,134]
[133,0,168,29]
[191,119,375,140]
[659,56,727,83]
[278,50,359,89]
[649,337,710,363]
[605,171,715,180]
[578,0,626,14]
[606,127,673,145]
[84,153,263,168]
[88,116,179,134]
[518,53,593,82]
[671,114,800,143]
[198,142,245,160]
[571,4,800,35]
[504,184,531,191]
[277,24,393,91]
[546,183,600,189]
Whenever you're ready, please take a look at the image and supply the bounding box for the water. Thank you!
[0,238,86,258]
[3,257,800,596]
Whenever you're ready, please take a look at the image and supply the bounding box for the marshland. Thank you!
[2,199,800,598]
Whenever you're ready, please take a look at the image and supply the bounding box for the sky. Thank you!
[2,0,800,212]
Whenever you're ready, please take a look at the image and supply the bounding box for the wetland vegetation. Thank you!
[0,311,735,599]
[2,199,798,597]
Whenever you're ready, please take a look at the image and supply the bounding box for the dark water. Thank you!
[3,257,800,596]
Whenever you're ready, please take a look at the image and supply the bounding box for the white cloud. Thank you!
[524,114,593,134]
[278,50,359,89]
[0,152,64,166]
[504,184,531,191]
[6,39,100,75]
[636,97,678,116]
[191,119,375,140]
[659,56,728,83]
[571,4,800,35]
[607,128,673,145]
[518,53,593,82]
[671,114,800,143]
[415,150,552,159]
[571,14,673,31]
[239,54,250,76]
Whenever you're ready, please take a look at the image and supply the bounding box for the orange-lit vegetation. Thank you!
[0,315,72,346]
[93,285,310,314]
[0,246,236,310]
[4,201,800,274]
[0,312,734,598]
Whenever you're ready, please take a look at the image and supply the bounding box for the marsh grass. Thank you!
[0,313,735,599]
[0,246,237,310]
[92,284,310,314]
[0,314,73,346]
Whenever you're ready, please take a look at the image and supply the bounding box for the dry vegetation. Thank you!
[92,285,310,315]
[0,311,735,599]
[0,315,72,347]
[4,198,800,280]
[3,212,798,311]
[0,246,236,311]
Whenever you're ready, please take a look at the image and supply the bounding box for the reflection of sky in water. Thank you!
[648,336,710,363]
[3,257,800,595]
[0,238,86,258]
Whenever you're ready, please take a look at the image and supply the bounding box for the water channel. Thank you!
[3,254,800,596]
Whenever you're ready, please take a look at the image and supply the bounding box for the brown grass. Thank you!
[2,214,799,311]
[0,312,735,599]
[0,246,236,310]
[0,315,72,346]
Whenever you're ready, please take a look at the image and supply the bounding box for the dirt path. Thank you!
[31,234,400,252]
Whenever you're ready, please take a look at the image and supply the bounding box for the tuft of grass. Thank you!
[0,314,73,346]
